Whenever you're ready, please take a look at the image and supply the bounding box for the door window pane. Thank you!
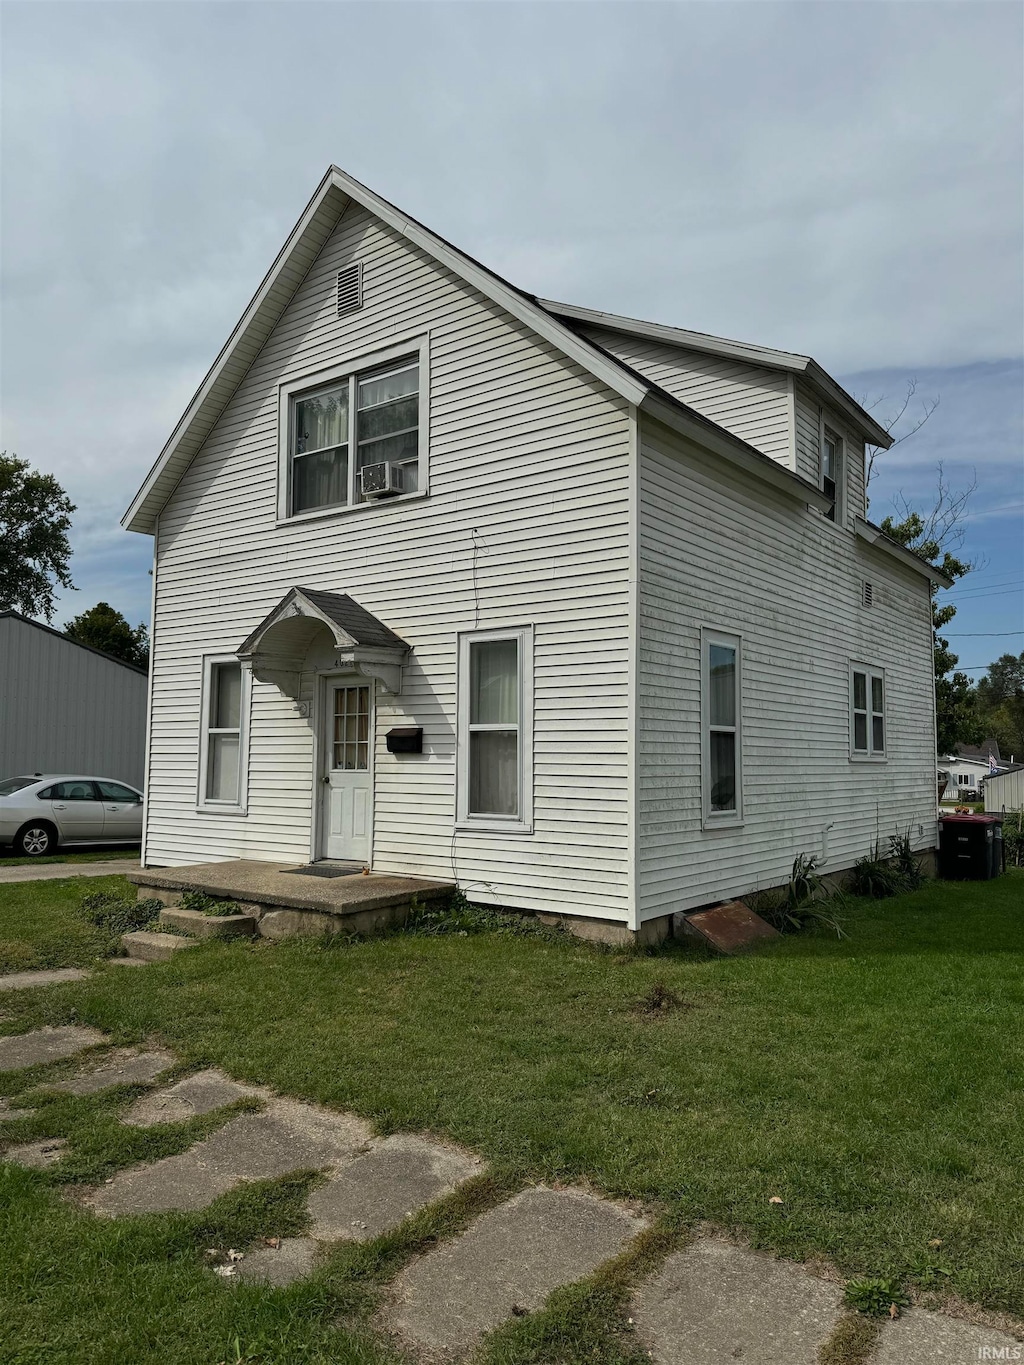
[709,732,736,812]
[208,735,240,802]
[469,731,519,816]
[470,640,518,725]
[708,645,736,727]
[332,686,370,770]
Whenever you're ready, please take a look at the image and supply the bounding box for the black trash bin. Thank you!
[938,814,1002,880]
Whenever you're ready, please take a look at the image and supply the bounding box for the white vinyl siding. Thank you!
[579,326,794,468]
[635,413,937,921]
[145,201,632,921]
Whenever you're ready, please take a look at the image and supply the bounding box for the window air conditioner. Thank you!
[359,462,404,499]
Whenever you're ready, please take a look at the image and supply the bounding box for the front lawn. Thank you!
[1,872,1022,1362]
[0,875,131,973]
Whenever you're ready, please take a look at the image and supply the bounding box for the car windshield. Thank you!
[0,777,38,797]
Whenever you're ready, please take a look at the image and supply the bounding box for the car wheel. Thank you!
[15,822,57,857]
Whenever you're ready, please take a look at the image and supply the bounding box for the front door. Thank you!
[321,681,373,862]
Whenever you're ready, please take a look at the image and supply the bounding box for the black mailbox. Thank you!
[386,727,423,754]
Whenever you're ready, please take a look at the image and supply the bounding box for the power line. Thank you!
[945,631,1024,637]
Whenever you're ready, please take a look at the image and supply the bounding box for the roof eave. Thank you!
[543,298,893,450]
[855,517,954,589]
[640,393,834,513]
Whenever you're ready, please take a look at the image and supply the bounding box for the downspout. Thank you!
[626,404,641,934]
[140,516,159,867]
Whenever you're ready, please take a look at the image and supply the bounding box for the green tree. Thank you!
[0,453,75,621]
[878,469,982,754]
[975,652,1024,760]
[65,601,149,671]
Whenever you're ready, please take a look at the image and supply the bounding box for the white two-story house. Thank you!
[123,165,948,941]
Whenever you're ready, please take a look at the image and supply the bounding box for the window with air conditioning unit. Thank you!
[279,339,426,518]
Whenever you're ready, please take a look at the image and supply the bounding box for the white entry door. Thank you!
[321,681,373,862]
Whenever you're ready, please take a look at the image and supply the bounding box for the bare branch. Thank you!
[864,378,941,489]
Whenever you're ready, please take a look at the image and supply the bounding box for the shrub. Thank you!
[79,891,162,936]
[753,854,847,938]
[852,827,925,899]
[407,890,564,940]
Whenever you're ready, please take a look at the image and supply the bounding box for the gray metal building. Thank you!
[0,611,148,788]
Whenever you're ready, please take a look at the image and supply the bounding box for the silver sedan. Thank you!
[0,774,144,857]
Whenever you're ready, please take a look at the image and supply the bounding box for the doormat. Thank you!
[283,864,365,879]
[680,900,780,954]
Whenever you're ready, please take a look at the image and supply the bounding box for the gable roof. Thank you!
[0,610,148,676]
[123,166,928,586]
[541,299,893,448]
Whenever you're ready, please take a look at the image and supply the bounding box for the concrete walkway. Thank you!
[0,859,139,884]
[0,1028,1020,1362]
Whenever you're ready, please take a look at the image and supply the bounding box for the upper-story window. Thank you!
[280,340,426,519]
[821,427,843,523]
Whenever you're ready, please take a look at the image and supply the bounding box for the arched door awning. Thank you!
[237,587,408,698]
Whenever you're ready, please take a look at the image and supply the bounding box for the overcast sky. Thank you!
[2,0,1021,669]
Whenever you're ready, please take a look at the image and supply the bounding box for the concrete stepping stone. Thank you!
[122,1068,265,1126]
[632,1240,843,1365]
[390,1185,647,1353]
[0,968,90,992]
[50,1048,176,1096]
[5,1137,68,1168]
[89,1097,373,1217]
[871,1307,1023,1363]
[234,1237,319,1287]
[0,1026,108,1073]
[308,1133,483,1242]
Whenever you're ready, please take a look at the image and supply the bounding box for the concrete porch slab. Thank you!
[128,861,453,937]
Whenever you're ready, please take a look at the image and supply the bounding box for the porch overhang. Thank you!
[237,587,408,698]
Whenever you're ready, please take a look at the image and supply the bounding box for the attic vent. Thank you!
[336,263,362,317]
[862,580,874,608]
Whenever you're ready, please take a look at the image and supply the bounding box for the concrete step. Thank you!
[158,907,257,939]
[122,930,200,962]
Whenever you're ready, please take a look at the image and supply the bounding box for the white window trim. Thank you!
[456,626,534,835]
[850,662,886,763]
[701,627,743,828]
[197,655,252,813]
[820,422,844,525]
[277,334,429,525]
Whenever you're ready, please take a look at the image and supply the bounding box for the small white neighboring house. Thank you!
[122,165,949,941]
[939,741,1005,801]
[0,611,148,788]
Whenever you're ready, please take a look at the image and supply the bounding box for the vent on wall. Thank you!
[862,580,874,608]
[336,263,362,317]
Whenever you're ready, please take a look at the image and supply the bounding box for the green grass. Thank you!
[0,847,139,868]
[1,871,1022,1362]
[0,876,133,973]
